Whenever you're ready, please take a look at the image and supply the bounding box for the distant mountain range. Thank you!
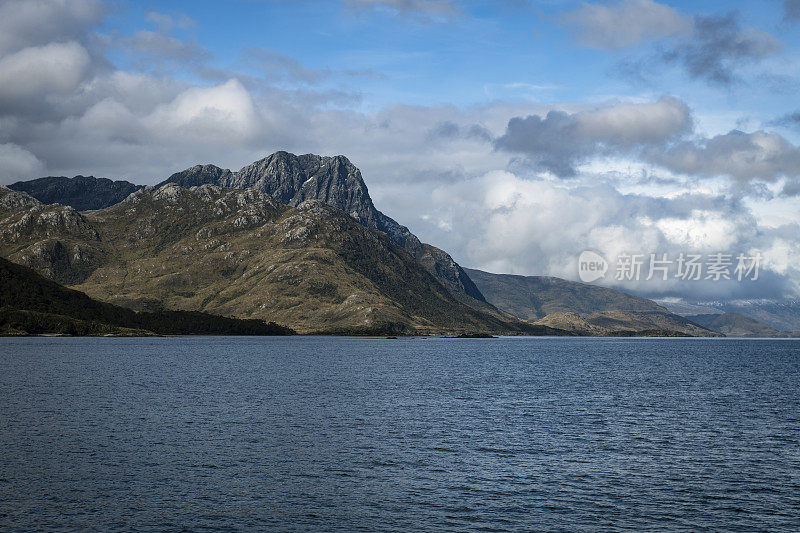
[465,269,718,337]
[659,299,800,333]
[2,151,794,337]
[686,312,793,338]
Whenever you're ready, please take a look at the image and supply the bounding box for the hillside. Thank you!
[0,257,294,336]
[466,268,717,336]
[0,185,553,335]
[686,312,791,338]
[465,268,667,319]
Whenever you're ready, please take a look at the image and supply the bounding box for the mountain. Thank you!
[158,152,485,303]
[686,312,792,338]
[0,256,294,336]
[465,268,717,336]
[8,175,143,211]
[659,298,800,333]
[465,268,666,319]
[0,185,556,335]
[532,311,710,337]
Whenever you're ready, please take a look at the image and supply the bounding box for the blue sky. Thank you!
[0,0,799,302]
[99,0,800,127]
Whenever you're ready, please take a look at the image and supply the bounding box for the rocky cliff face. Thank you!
[8,176,143,211]
[159,151,486,302]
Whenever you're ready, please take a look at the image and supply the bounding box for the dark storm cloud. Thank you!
[662,13,781,86]
[564,1,782,88]
[0,0,106,54]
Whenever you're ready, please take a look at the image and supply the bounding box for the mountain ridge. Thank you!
[158,151,486,303]
[0,184,550,335]
[8,175,143,211]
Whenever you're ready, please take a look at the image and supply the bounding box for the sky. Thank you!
[1,0,799,303]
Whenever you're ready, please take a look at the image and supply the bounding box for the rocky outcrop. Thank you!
[159,151,486,302]
[0,185,41,211]
[8,176,143,211]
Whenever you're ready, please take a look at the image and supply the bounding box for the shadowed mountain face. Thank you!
[0,185,545,335]
[159,152,486,303]
[8,176,143,211]
[0,256,294,336]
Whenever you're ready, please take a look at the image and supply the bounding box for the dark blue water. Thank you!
[1,337,799,531]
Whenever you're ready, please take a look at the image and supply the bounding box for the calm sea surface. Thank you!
[1,336,799,531]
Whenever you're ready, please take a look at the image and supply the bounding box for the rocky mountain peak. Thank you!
[159,151,486,302]
[9,151,486,303]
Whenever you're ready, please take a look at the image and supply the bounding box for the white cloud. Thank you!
[397,170,798,299]
[145,79,261,142]
[653,211,739,250]
[652,130,800,182]
[0,144,45,183]
[345,0,459,18]
[0,42,91,104]
[577,97,692,145]
[563,0,690,49]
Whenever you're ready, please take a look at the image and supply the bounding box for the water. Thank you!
[1,336,799,531]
